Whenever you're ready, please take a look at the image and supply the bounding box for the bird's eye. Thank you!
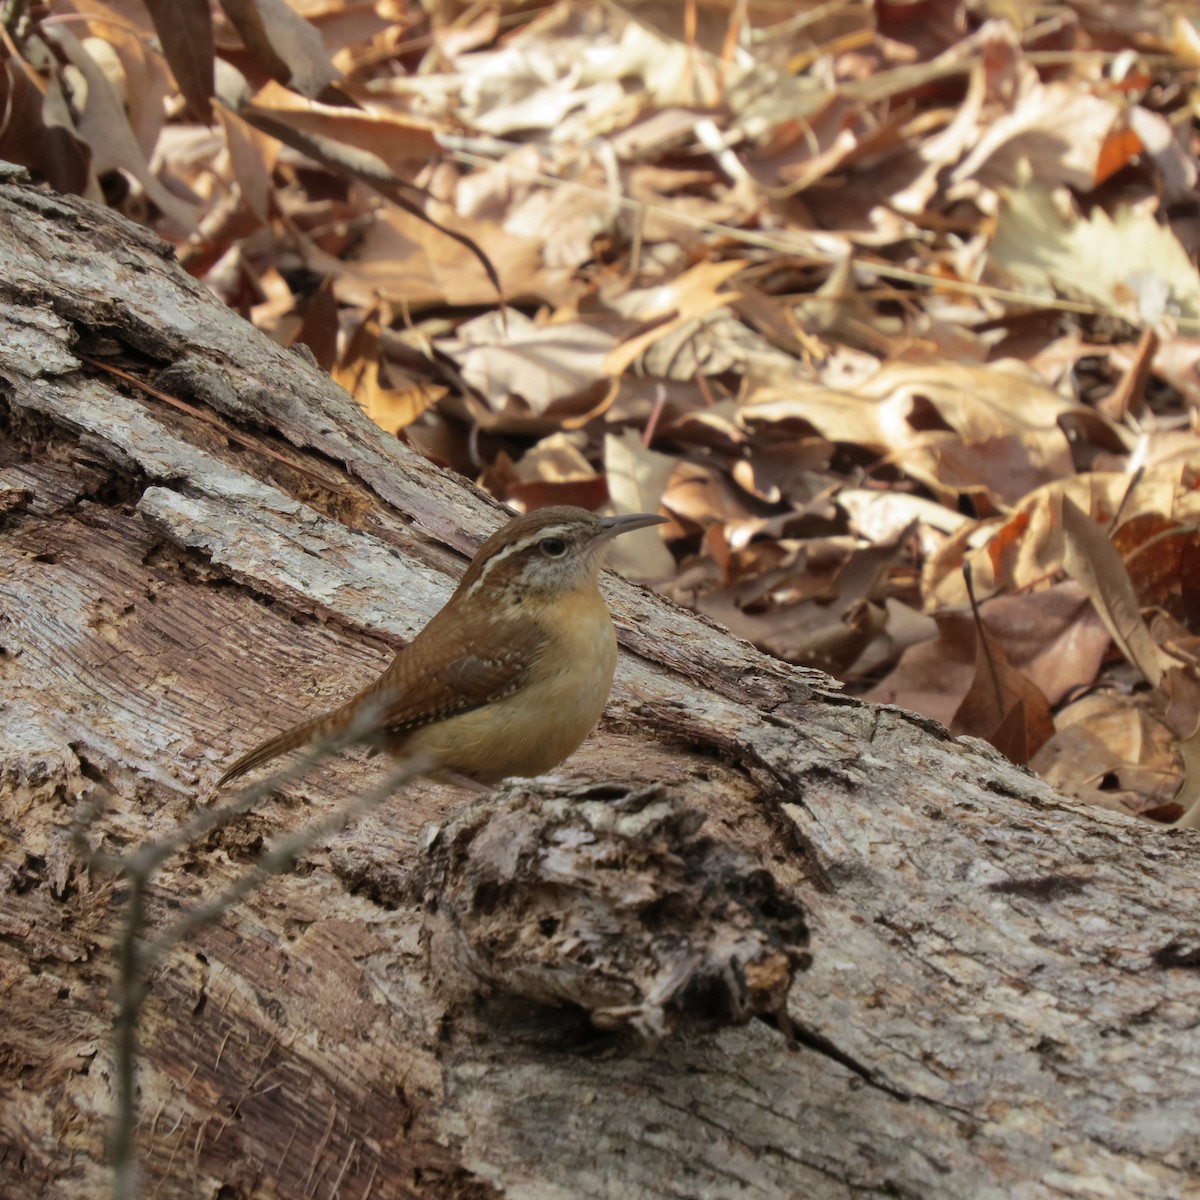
[539,537,568,558]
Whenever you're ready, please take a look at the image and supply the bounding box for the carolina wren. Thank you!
[218,506,667,787]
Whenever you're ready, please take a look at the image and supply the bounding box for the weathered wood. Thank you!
[2,166,1200,1200]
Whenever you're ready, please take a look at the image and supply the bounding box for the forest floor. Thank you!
[6,0,1200,824]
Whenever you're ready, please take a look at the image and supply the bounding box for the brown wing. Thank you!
[354,609,549,737]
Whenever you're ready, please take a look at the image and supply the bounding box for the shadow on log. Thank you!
[2,163,1200,1199]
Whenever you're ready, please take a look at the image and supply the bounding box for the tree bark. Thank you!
[2,164,1199,1200]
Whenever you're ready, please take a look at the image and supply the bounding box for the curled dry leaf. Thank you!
[1061,496,1175,690]
[78,8,171,158]
[663,461,757,533]
[442,312,622,418]
[1113,513,1200,633]
[1031,693,1182,815]
[42,25,201,232]
[214,102,279,223]
[732,439,834,507]
[927,466,1200,609]
[488,434,610,513]
[740,358,1083,507]
[291,276,338,373]
[219,0,341,98]
[332,305,440,434]
[333,206,565,311]
[242,80,438,166]
[951,71,1123,195]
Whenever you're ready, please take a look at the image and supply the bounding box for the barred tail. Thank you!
[217,709,342,788]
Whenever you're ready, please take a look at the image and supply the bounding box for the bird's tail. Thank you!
[217,705,353,788]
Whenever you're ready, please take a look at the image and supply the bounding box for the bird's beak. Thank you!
[594,512,668,544]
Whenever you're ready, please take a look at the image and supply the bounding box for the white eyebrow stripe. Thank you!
[462,525,581,599]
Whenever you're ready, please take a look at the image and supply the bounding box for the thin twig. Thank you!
[110,872,147,1200]
[147,755,431,964]
[101,691,432,1200]
[95,697,396,881]
[963,560,1004,718]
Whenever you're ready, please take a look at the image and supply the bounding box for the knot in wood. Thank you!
[415,783,812,1042]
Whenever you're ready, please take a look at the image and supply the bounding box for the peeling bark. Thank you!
[2,165,1200,1200]
[416,784,811,1040]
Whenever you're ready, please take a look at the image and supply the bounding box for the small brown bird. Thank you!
[218,505,667,788]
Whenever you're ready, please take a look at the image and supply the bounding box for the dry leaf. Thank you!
[993,183,1200,323]
[1113,513,1200,632]
[443,312,622,416]
[604,260,747,377]
[77,2,171,157]
[1061,496,1174,689]
[291,276,339,373]
[741,359,1082,503]
[1032,693,1182,814]
[219,0,340,97]
[332,306,438,434]
[332,206,563,311]
[487,433,611,512]
[603,430,675,581]
[243,80,438,165]
[951,78,1122,194]
[215,101,278,222]
[142,0,214,119]
[951,625,1054,765]
[42,25,200,232]
[0,47,90,193]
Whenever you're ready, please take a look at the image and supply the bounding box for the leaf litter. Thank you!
[12,0,1200,826]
